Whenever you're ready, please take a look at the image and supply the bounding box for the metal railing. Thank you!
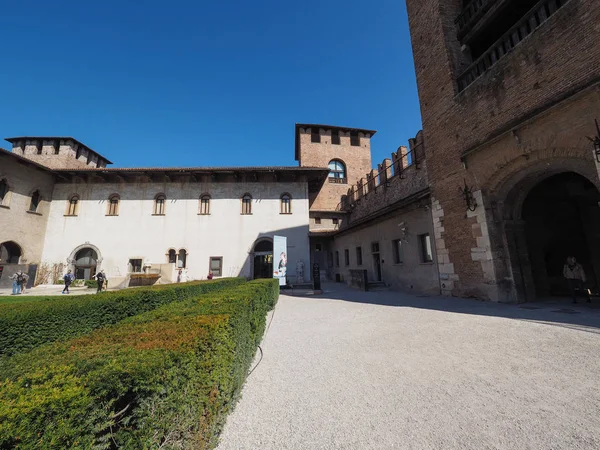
[455,0,496,37]
[457,0,569,92]
[335,145,424,212]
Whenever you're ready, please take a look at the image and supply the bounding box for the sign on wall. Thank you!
[273,235,287,286]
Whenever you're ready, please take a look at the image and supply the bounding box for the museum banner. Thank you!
[273,235,287,286]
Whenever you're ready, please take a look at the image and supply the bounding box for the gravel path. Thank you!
[217,285,600,450]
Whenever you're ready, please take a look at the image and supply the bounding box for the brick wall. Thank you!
[298,126,373,211]
[406,0,600,300]
[12,138,108,170]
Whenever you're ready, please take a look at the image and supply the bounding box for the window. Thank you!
[154,194,166,215]
[29,191,41,212]
[199,194,211,215]
[0,179,8,205]
[335,251,340,267]
[356,246,363,266]
[344,249,349,266]
[371,242,379,253]
[311,128,320,143]
[280,193,292,214]
[76,145,82,160]
[392,239,404,264]
[54,140,60,155]
[314,217,321,225]
[168,249,177,264]
[210,256,223,277]
[350,131,360,146]
[328,160,346,183]
[178,249,187,268]
[331,129,340,145]
[315,243,322,252]
[36,141,43,155]
[128,259,142,273]
[332,217,339,225]
[241,194,252,215]
[107,194,119,216]
[419,233,433,263]
[66,195,79,216]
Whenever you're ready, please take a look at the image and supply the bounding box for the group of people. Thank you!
[60,269,107,294]
[9,271,29,295]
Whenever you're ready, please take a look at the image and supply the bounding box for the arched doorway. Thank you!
[0,241,22,264]
[73,248,98,280]
[507,172,600,300]
[253,239,273,279]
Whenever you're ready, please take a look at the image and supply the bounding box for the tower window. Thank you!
[311,128,321,143]
[0,179,9,205]
[350,131,360,146]
[331,129,340,145]
[54,140,60,155]
[36,141,43,155]
[29,191,41,212]
[328,160,346,183]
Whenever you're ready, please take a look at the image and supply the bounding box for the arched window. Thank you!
[0,179,9,206]
[154,194,166,215]
[328,160,346,183]
[29,190,41,212]
[107,194,120,216]
[0,241,22,264]
[167,249,177,264]
[66,195,79,216]
[199,194,211,215]
[280,193,292,214]
[241,193,252,215]
[177,249,187,268]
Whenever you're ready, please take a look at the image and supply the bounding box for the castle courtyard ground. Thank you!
[218,283,600,450]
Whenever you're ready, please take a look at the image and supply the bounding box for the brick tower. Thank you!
[405,0,600,302]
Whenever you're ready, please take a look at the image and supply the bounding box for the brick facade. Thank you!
[406,0,600,301]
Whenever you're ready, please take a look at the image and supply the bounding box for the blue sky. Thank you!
[0,0,421,168]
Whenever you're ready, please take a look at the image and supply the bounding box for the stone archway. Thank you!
[67,243,103,280]
[0,241,23,264]
[492,164,600,302]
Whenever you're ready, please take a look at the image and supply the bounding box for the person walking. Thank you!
[563,256,590,304]
[62,270,74,294]
[18,271,29,294]
[93,270,105,293]
[9,272,21,295]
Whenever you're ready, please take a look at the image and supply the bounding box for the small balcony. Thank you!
[457,0,570,92]
[455,0,497,39]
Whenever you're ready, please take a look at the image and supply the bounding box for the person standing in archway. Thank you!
[563,256,590,304]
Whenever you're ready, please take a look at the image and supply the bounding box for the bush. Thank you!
[0,278,245,360]
[84,279,97,289]
[0,279,279,449]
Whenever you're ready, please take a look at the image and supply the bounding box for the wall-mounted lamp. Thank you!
[460,179,477,212]
[587,119,600,163]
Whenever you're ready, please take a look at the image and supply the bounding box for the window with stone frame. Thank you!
[328,160,346,183]
[66,195,79,216]
[280,193,292,214]
[356,246,363,266]
[241,194,252,215]
[199,194,211,215]
[29,191,41,213]
[107,194,120,216]
[154,194,166,215]
[0,179,9,206]
[419,233,433,263]
[344,249,350,266]
[167,249,177,264]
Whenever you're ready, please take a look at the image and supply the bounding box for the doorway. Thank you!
[74,247,98,280]
[510,172,600,299]
[372,242,382,282]
[253,239,273,279]
[0,241,22,264]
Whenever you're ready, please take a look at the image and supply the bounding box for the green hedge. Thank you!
[0,278,279,449]
[0,278,245,360]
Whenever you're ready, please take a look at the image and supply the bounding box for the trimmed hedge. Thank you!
[0,278,245,360]
[0,278,279,449]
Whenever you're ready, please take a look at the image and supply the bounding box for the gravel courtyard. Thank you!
[217,284,600,450]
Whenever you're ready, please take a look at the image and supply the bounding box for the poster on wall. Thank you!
[273,235,287,286]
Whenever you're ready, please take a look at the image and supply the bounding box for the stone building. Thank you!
[0,140,327,288]
[405,0,600,301]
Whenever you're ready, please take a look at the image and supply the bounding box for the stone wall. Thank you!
[0,153,55,267]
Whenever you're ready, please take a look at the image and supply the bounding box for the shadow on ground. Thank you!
[283,282,600,333]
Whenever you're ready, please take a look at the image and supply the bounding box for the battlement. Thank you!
[337,131,428,222]
[5,137,112,170]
